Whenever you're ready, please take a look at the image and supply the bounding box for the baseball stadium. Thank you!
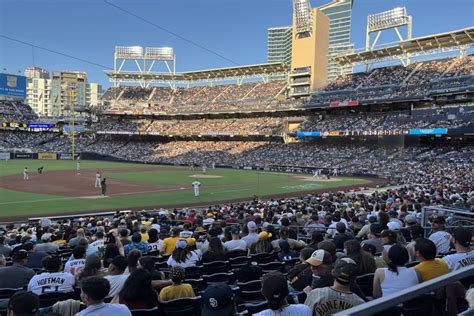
[0,0,473,315]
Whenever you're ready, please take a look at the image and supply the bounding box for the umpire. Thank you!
[101,178,107,196]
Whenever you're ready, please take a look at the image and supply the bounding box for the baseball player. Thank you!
[23,167,29,180]
[95,171,101,188]
[333,168,338,177]
[192,180,201,197]
[76,161,81,175]
[202,165,207,174]
[101,178,107,196]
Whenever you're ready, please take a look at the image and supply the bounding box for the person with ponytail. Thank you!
[255,272,311,316]
[373,244,419,298]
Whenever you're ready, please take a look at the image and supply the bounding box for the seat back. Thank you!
[184,266,203,279]
[39,291,76,308]
[229,256,251,269]
[236,280,262,291]
[130,307,159,316]
[159,296,202,316]
[228,250,247,258]
[250,252,275,264]
[239,301,267,314]
[202,261,230,274]
[203,272,235,285]
[0,288,22,300]
[238,290,265,303]
[356,273,375,298]
[259,261,284,273]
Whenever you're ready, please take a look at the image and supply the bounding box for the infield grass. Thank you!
[0,160,371,219]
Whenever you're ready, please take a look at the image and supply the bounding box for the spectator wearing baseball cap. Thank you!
[76,276,131,316]
[104,255,129,298]
[167,239,199,268]
[0,249,35,289]
[161,228,183,255]
[254,272,311,316]
[23,242,48,270]
[361,224,384,254]
[305,249,333,290]
[304,259,364,315]
[224,226,247,252]
[249,231,273,255]
[159,266,195,302]
[242,221,259,248]
[201,283,235,316]
[443,227,474,271]
[7,290,39,316]
[429,214,451,255]
[35,233,59,253]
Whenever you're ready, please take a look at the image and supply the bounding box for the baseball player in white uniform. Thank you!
[333,168,338,176]
[76,161,81,175]
[95,171,101,188]
[202,165,207,174]
[23,167,29,180]
[192,180,201,197]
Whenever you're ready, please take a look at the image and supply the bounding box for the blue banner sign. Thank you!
[27,124,54,129]
[408,128,447,135]
[0,74,26,98]
[295,131,322,137]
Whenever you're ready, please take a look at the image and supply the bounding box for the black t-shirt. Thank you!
[288,263,313,291]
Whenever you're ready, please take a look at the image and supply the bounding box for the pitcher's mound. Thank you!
[293,176,342,182]
[189,174,222,179]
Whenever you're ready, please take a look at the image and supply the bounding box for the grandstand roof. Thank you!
[334,27,474,65]
[105,62,288,84]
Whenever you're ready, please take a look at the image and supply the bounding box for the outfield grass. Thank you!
[0,160,371,219]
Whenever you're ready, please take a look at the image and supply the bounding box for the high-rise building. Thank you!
[319,0,354,81]
[268,0,353,84]
[267,26,293,65]
[26,78,51,116]
[51,71,87,116]
[25,67,50,79]
[87,83,103,108]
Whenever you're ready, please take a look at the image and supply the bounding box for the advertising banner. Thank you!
[28,123,54,129]
[408,128,448,135]
[59,153,80,160]
[329,100,359,107]
[0,152,10,160]
[14,153,33,159]
[295,131,321,137]
[0,74,27,98]
[38,152,57,160]
[1,122,28,129]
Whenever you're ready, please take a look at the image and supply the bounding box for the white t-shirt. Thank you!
[224,239,247,252]
[64,259,86,275]
[192,181,201,189]
[254,304,312,316]
[90,239,105,252]
[443,250,474,271]
[147,240,163,253]
[429,231,451,254]
[166,252,200,268]
[104,274,129,298]
[28,272,75,295]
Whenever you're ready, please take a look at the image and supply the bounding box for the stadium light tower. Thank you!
[113,46,176,87]
[293,0,313,38]
[366,7,412,67]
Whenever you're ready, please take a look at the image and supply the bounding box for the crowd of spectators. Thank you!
[0,101,38,123]
[0,172,472,315]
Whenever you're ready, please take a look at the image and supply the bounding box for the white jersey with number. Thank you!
[64,259,86,275]
[443,250,474,271]
[304,287,364,316]
[429,231,451,254]
[28,272,75,295]
[90,239,105,252]
[147,240,163,253]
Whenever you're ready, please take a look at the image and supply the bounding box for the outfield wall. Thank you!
[0,152,80,160]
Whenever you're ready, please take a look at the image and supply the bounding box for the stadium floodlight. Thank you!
[115,46,144,59]
[368,7,409,33]
[144,47,174,60]
[293,0,313,37]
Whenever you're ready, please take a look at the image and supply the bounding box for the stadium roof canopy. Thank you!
[105,62,289,84]
[333,27,474,65]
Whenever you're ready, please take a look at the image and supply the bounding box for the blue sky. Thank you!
[1,0,472,87]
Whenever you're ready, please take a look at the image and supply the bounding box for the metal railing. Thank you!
[333,265,474,316]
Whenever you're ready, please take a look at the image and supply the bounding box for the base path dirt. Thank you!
[1,168,180,197]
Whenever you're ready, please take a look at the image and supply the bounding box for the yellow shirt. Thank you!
[159,283,195,302]
[413,258,449,282]
[162,237,182,255]
[140,233,149,242]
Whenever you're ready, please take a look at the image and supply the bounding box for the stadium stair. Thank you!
[402,63,423,85]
